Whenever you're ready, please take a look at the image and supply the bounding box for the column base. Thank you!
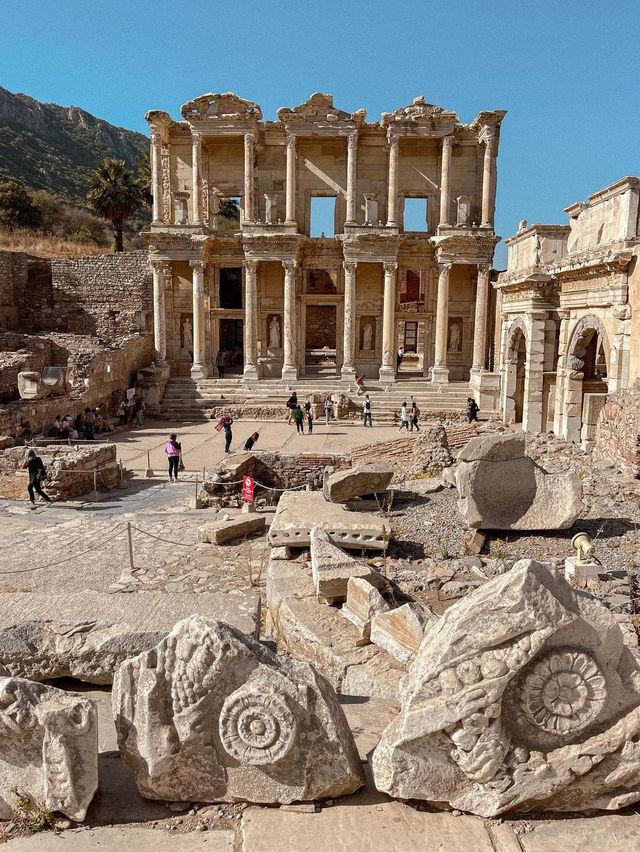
[429,365,450,384]
[341,366,356,382]
[378,365,396,384]
[469,368,500,411]
[243,364,259,381]
[190,363,210,380]
[281,364,298,382]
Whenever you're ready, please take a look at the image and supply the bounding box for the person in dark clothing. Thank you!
[83,407,96,440]
[286,392,298,425]
[23,450,51,505]
[410,396,421,432]
[244,432,259,452]
[164,433,182,481]
[293,404,305,434]
[222,415,233,453]
[74,412,85,437]
[466,397,480,423]
[307,408,313,434]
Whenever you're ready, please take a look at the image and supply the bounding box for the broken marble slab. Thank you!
[269,491,390,551]
[341,578,390,645]
[323,464,393,503]
[310,528,382,604]
[456,432,583,530]
[372,559,640,816]
[0,590,260,684]
[197,514,266,544]
[113,616,365,804]
[0,676,98,821]
[370,602,436,664]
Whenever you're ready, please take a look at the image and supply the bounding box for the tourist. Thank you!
[410,396,421,432]
[164,432,182,481]
[307,407,314,434]
[323,394,334,426]
[396,345,404,372]
[363,394,372,427]
[466,397,480,423]
[83,407,96,440]
[61,413,76,438]
[95,403,113,433]
[117,399,127,427]
[355,374,365,396]
[293,404,305,435]
[222,414,233,453]
[243,432,259,452]
[23,449,51,506]
[48,415,63,437]
[127,395,137,423]
[134,395,145,429]
[397,401,409,432]
[286,391,298,424]
[216,350,225,379]
[74,411,85,437]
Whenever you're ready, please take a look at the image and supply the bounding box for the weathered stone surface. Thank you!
[0,590,260,684]
[197,514,266,544]
[113,616,365,804]
[342,578,390,644]
[372,559,640,816]
[267,556,403,698]
[323,463,393,503]
[370,602,435,663]
[269,491,390,551]
[310,528,380,603]
[0,676,97,821]
[456,433,583,530]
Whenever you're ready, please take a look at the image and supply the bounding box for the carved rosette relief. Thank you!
[220,688,296,765]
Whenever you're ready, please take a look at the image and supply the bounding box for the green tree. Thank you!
[0,181,42,230]
[137,151,152,210]
[31,190,62,234]
[87,159,141,252]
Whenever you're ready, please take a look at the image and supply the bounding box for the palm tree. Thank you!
[137,152,152,211]
[87,159,141,252]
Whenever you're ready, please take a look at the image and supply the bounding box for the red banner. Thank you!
[242,476,255,503]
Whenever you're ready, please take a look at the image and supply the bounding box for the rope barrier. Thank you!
[0,525,126,575]
[205,477,308,491]
[128,524,193,548]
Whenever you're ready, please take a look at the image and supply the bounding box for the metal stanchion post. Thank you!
[93,469,98,499]
[145,449,154,478]
[127,522,134,571]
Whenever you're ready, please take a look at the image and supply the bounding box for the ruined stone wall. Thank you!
[0,250,52,332]
[592,380,640,477]
[0,336,52,403]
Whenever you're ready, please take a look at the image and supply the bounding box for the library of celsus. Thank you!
[145,92,505,398]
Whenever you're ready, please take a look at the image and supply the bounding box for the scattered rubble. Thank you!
[341,577,390,644]
[370,602,435,663]
[310,527,381,603]
[197,513,266,544]
[323,463,393,503]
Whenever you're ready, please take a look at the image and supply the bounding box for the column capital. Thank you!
[282,258,297,273]
[160,260,173,278]
[383,261,398,274]
[244,131,255,145]
[189,259,204,272]
[441,134,453,150]
[347,132,358,150]
[150,257,164,271]
[343,260,358,274]
[150,131,162,146]
[286,133,296,150]
[386,129,399,146]
[482,130,496,149]
[191,128,202,145]
[438,261,453,272]
[477,262,492,276]
[243,258,259,273]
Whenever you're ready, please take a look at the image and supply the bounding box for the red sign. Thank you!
[242,476,255,503]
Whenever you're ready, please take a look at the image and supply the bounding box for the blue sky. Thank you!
[2,0,639,266]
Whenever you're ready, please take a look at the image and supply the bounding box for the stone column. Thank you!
[281,259,298,380]
[345,133,358,225]
[341,261,357,380]
[386,133,399,227]
[472,263,491,371]
[481,132,495,228]
[190,259,208,378]
[243,259,259,380]
[430,262,452,384]
[244,132,255,222]
[438,135,452,227]
[379,261,397,383]
[285,134,297,226]
[150,132,163,224]
[191,130,203,226]
[151,260,167,363]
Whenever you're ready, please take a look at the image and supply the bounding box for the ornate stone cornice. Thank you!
[277,92,366,128]
[181,92,262,122]
[549,249,633,280]
[381,95,459,129]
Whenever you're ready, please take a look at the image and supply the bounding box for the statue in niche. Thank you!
[269,316,281,349]
[448,319,462,352]
[362,322,373,351]
[183,318,193,350]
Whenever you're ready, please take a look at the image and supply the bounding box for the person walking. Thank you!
[216,350,225,379]
[397,401,409,432]
[396,345,404,373]
[243,432,259,452]
[363,394,372,427]
[83,407,96,440]
[323,394,334,426]
[135,395,145,429]
[164,433,182,481]
[222,415,233,453]
[118,399,127,427]
[293,404,305,435]
[466,397,480,423]
[307,407,314,434]
[286,391,298,424]
[23,449,51,506]
[410,396,421,432]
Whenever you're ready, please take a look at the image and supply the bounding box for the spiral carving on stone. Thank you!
[520,648,606,735]
[219,689,296,765]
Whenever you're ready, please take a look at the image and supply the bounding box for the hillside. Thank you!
[0,86,149,203]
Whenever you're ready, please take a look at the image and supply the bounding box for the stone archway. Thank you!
[501,319,528,425]
[561,315,610,446]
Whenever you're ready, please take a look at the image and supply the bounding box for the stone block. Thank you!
[564,555,602,589]
[372,559,640,816]
[268,491,390,551]
[0,676,98,821]
[198,514,266,544]
[310,528,379,603]
[341,577,390,645]
[323,463,393,503]
[113,616,365,804]
[370,602,435,663]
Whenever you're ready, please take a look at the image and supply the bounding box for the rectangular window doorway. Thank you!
[220,267,243,309]
[404,321,418,352]
[310,196,336,237]
[403,198,428,232]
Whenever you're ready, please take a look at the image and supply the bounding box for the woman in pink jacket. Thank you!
[165,433,182,481]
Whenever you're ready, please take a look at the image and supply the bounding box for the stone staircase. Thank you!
[158,377,486,424]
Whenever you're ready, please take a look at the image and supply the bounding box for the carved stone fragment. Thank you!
[372,560,640,816]
[113,616,364,804]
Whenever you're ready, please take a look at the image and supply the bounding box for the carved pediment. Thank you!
[381,96,459,126]
[181,92,262,122]
[277,93,366,125]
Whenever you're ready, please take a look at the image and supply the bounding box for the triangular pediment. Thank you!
[181,92,262,122]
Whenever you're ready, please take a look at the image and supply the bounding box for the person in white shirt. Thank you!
[396,345,404,372]
[397,402,409,432]
[363,394,372,427]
